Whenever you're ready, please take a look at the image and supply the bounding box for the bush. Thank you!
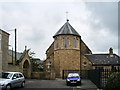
[106,72,120,90]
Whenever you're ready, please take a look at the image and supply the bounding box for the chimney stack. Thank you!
[109,48,113,54]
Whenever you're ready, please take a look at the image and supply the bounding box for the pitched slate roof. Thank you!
[8,50,23,60]
[85,54,120,66]
[53,20,80,38]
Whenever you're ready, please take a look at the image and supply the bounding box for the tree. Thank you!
[28,50,43,72]
[106,72,120,90]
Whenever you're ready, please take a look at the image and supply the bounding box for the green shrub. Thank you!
[106,72,120,90]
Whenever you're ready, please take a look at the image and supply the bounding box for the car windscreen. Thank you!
[68,73,79,78]
[0,72,13,79]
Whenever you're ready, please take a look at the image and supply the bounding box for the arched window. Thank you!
[55,37,59,49]
[74,37,78,48]
[63,36,69,48]
[0,34,1,50]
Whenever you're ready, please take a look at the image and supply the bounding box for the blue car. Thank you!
[66,73,81,86]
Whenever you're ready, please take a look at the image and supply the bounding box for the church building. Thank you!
[44,20,92,78]
[44,20,120,78]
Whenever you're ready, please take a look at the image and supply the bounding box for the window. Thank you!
[63,36,69,48]
[0,72,12,79]
[55,37,59,49]
[0,34,1,50]
[13,73,19,79]
[19,73,23,78]
[74,37,78,48]
[83,61,87,65]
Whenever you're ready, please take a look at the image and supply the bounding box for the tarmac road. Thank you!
[14,79,98,90]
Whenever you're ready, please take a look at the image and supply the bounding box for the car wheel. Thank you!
[79,81,81,85]
[66,82,69,86]
[21,82,25,88]
[6,84,11,90]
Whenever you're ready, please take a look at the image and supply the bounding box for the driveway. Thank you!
[14,79,98,90]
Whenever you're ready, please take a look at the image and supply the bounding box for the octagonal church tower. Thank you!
[45,20,92,78]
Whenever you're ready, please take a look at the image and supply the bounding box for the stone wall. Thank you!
[81,55,93,70]
[81,40,92,54]
[0,51,2,72]
[45,34,93,78]
[31,72,55,80]
[7,64,22,72]
[53,35,81,78]
[0,30,9,72]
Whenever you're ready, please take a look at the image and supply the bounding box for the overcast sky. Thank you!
[0,1,119,60]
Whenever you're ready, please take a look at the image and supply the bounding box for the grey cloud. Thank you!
[85,2,118,34]
[0,2,118,59]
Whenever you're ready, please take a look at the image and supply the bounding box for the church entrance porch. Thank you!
[23,60,31,78]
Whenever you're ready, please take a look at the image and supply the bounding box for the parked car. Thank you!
[0,72,25,90]
[66,73,81,86]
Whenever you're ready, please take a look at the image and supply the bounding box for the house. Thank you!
[85,48,120,70]
[44,20,120,78]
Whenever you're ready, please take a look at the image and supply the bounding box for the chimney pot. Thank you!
[109,48,113,54]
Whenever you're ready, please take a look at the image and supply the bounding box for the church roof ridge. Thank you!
[53,20,80,38]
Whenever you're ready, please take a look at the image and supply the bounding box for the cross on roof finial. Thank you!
[66,11,69,22]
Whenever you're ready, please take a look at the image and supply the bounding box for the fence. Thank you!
[88,67,120,89]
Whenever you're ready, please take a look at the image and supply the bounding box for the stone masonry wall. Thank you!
[54,35,81,78]
[0,30,9,72]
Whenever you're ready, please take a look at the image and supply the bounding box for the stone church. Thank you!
[44,20,120,78]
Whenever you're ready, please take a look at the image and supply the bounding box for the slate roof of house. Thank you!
[8,50,23,60]
[85,54,120,66]
[53,20,80,38]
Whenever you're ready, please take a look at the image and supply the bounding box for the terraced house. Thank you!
[44,20,120,78]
